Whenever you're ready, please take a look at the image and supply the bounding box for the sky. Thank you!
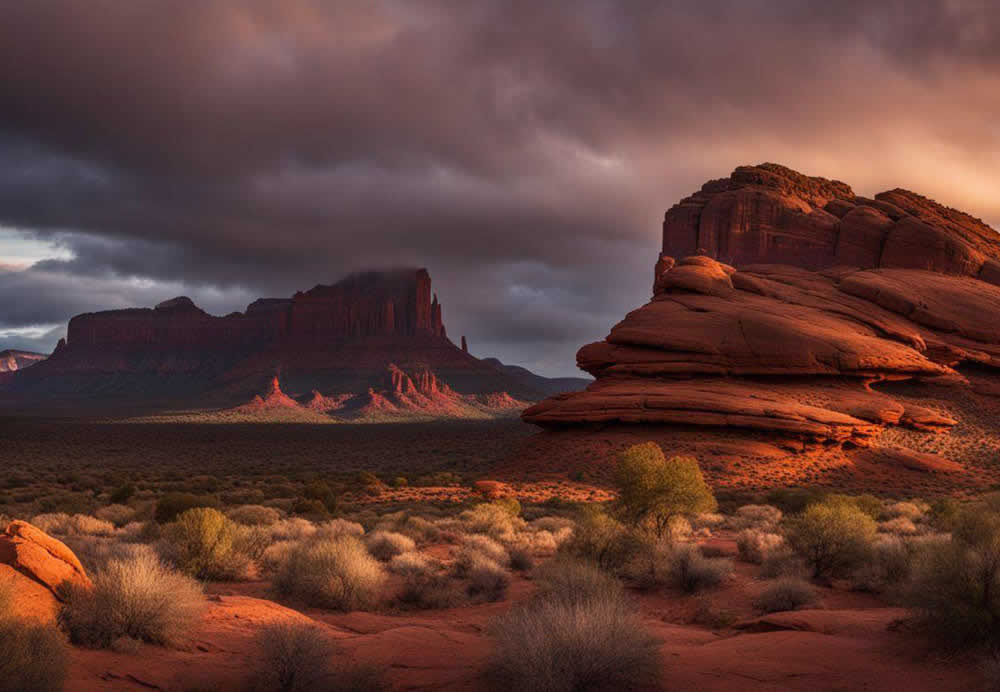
[0,1,998,377]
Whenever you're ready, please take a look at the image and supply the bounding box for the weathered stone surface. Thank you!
[0,520,91,597]
[522,164,1000,487]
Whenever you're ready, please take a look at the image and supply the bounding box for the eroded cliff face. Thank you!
[520,164,1000,495]
[6,268,585,409]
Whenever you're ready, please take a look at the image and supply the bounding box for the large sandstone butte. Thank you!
[4,268,587,416]
[520,164,1000,495]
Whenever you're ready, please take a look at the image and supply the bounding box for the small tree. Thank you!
[613,443,716,539]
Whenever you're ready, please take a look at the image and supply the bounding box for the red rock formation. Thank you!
[0,349,46,373]
[0,520,92,602]
[521,164,1000,493]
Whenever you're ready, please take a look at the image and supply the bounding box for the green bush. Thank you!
[785,501,877,578]
[59,551,204,648]
[822,494,883,520]
[273,536,385,611]
[154,493,221,523]
[303,480,338,513]
[903,506,1000,646]
[614,443,716,538]
[161,507,250,580]
[561,508,648,572]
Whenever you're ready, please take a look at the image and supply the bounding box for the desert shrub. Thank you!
[614,443,716,539]
[457,534,509,567]
[160,507,250,580]
[0,610,69,692]
[822,493,883,520]
[387,551,433,577]
[261,540,296,572]
[396,573,466,610]
[460,502,524,540]
[851,535,914,594]
[531,516,576,534]
[273,536,385,610]
[561,508,648,572]
[731,504,783,530]
[785,501,877,578]
[759,548,806,579]
[95,503,137,527]
[303,480,338,513]
[929,497,962,530]
[109,483,136,504]
[737,529,785,564]
[270,518,318,542]
[290,498,330,518]
[154,493,220,523]
[228,504,282,526]
[395,515,441,544]
[662,544,731,592]
[59,552,204,647]
[508,546,534,572]
[878,517,919,535]
[365,530,416,561]
[902,505,1000,646]
[253,622,387,692]
[315,518,365,539]
[765,488,825,514]
[485,594,660,691]
[30,512,115,536]
[691,512,726,531]
[754,577,818,614]
[466,559,510,602]
[532,558,623,607]
[886,501,925,522]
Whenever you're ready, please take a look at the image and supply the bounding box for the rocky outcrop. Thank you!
[0,520,91,622]
[0,349,46,372]
[521,164,1000,493]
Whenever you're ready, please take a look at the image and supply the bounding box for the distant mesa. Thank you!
[519,163,1000,494]
[3,267,589,419]
[0,349,47,373]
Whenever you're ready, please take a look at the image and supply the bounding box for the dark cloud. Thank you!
[0,0,998,375]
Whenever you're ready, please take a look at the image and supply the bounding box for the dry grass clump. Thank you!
[785,501,877,578]
[0,599,69,692]
[387,551,434,577]
[508,546,534,572]
[885,501,927,522]
[30,512,116,536]
[261,540,297,573]
[228,504,282,526]
[460,502,525,541]
[273,535,385,610]
[730,504,783,531]
[662,544,731,593]
[396,573,466,610]
[532,558,623,607]
[59,551,204,648]
[485,568,660,691]
[269,517,318,542]
[851,535,915,594]
[95,504,138,527]
[314,518,365,540]
[878,517,919,536]
[466,559,510,602]
[737,529,785,564]
[754,577,818,614]
[759,548,807,579]
[252,622,387,692]
[366,530,416,561]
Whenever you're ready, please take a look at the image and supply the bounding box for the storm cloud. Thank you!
[1,0,998,375]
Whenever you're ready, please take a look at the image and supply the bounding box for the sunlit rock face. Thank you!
[4,268,587,409]
[519,164,1000,495]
